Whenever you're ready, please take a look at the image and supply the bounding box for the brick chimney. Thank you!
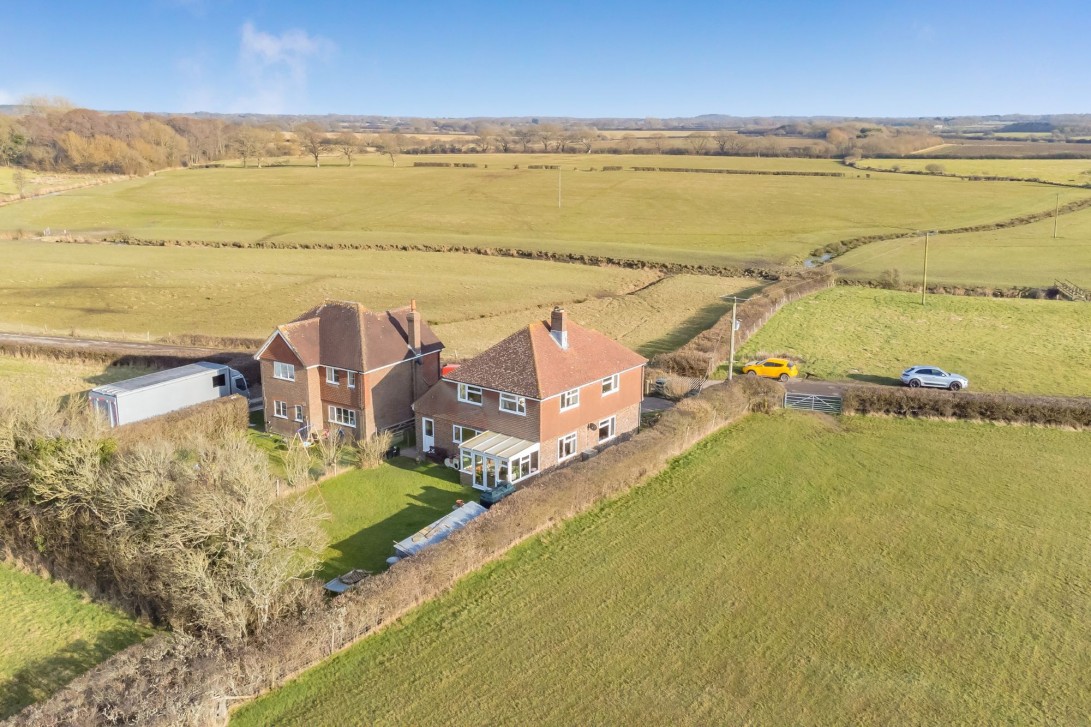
[550,306,568,349]
[408,299,422,353]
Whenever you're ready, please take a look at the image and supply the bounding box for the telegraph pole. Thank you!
[1053,193,1060,239]
[921,230,934,306]
[728,297,738,381]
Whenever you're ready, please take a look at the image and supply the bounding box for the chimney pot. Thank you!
[408,302,422,352]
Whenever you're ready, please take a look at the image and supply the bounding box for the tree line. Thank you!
[0,98,943,178]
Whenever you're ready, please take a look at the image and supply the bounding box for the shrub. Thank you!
[351,431,394,470]
[282,436,315,488]
[878,268,902,290]
[841,386,1091,428]
[925,163,946,174]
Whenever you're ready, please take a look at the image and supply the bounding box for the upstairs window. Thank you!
[601,374,619,396]
[500,393,526,415]
[458,383,483,405]
[346,370,357,389]
[560,388,580,411]
[273,362,295,381]
[326,367,341,385]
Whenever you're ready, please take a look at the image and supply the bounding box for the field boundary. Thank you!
[848,160,1091,189]
[810,191,1091,260]
[11,379,781,726]
[842,386,1091,429]
[46,236,791,281]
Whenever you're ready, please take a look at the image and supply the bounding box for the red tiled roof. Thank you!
[258,300,442,371]
[443,318,646,398]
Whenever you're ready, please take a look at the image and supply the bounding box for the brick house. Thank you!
[413,307,646,490]
[255,300,442,441]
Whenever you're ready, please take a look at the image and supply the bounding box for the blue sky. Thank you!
[4,1,1089,117]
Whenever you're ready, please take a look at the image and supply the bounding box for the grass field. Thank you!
[861,157,1091,185]
[1,154,1084,267]
[0,168,122,201]
[0,240,753,358]
[233,413,1091,726]
[302,458,475,581]
[736,287,1091,396]
[0,354,159,403]
[835,203,1091,289]
[0,564,151,719]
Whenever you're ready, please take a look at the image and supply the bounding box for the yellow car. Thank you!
[741,357,799,381]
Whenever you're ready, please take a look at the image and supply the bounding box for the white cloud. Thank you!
[235,21,335,113]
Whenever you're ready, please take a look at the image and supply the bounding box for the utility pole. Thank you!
[728,297,738,381]
[921,230,934,306]
[1053,193,1060,239]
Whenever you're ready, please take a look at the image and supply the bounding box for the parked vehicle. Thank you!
[88,361,249,427]
[900,366,969,391]
[742,357,799,381]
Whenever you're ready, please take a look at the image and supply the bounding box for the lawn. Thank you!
[834,204,1091,289]
[0,564,152,719]
[0,153,1083,267]
[301,458,475,581]
[232,413,1091,726]
[737,287,1091,396]
[0,240,752,358]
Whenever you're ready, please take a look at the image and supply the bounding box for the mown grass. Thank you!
[301,458,475,581]
[233,413,1091,726]
[835,204,1091,288]
[0,564,152,719]
[737,287,1091,396]
[1,154,1084,267]
[862,157,1091,185]
[0,240,751,358]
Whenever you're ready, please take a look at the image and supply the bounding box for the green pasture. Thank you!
[862,157,1091,185]
[0,564,151,719]
[233,413,1091,726]
[0,240,752,358]
[737,287,1091,396]
[301,458,474,581]
[0,354,159,403]
[1,154,1084,267]
[835,204,1091,289]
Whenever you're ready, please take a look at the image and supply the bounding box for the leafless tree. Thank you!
[619,134,636,154]
[334,132,359,167]
[687,132,711,154]
[11,170,27,197]
[294,123,326,167]
[513,127,539,153]
[650,132,666,153]
[714,129,737,154]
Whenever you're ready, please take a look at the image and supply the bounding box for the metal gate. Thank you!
[784,392,842,415]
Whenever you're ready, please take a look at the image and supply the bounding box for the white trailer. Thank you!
[88,361,249,427]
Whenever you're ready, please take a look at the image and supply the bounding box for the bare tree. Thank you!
[514,127,539,153]
[376,133,402,166]
[687,132,711,154]
[282,437,314,489]
[538,123,562,152]
[496,131,513,153]
[474,124,496,153]
[314,429,346,475]
[714,129,737,154]
[334,132,359,167]
[650,132,666,154]
[573,126,598,153]
[619,134,636,154]
[232,126,266,168]
[294,123,326,167]
[11,169,27,197]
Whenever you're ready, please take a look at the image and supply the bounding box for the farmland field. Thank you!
[0,354,158,403]
[737,287,1091,396]
[0,240,752,358]
[860,157,1091,185]
[0,564,151,719]
[0,154,1084,267]
[233,413,1091,726]
[834,203,1091,289]
[0,167,123,202]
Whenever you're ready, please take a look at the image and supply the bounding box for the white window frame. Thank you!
[601,373,620,396]
[273,400,288,419]
[293,405,304,422]
[273,362,295,381]
[499,393,527,415]
[326,367,341,386]
[453,424,481,444]
[509,450,540,482]
[598,416,616,442]
[559,388,580,411]
[558,431,578,461]
[346,370,357,389]
[328,406,356,428]
[458,383,483,405]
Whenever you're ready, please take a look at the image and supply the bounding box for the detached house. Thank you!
[413,307,646,490]
[256,300,442,440]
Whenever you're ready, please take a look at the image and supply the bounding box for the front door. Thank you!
[422,418,435,452]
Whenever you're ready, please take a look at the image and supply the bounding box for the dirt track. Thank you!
[0,332,249,359]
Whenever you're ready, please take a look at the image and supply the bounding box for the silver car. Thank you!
[900,366,969,391]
